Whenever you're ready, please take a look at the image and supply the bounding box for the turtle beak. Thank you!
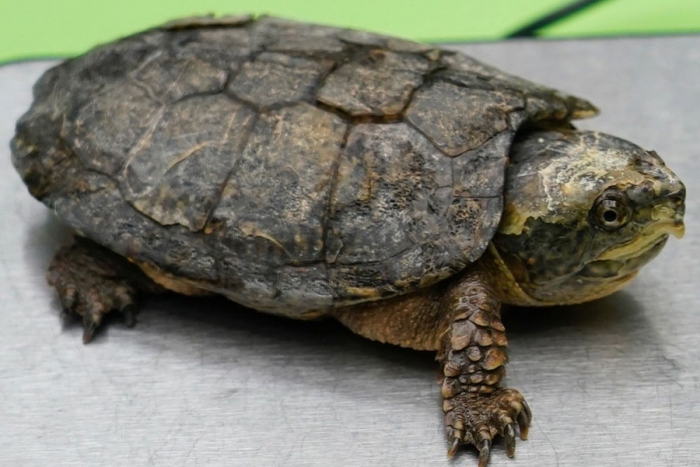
[651,189,685,239]
[660,220,685,239]
[672,223,685,239]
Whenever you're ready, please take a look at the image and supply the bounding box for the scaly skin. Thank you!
[334,266,531,466]
[437,269,532,466]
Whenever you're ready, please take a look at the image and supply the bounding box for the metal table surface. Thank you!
[1,35,698,467]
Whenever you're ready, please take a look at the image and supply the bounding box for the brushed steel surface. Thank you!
[1,36,698,467]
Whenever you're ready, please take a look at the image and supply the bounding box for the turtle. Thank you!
[11,15,686,467]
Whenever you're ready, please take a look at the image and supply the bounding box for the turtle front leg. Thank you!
[333,268,530,466]
[47,237,163,343]
[440,270,530,465]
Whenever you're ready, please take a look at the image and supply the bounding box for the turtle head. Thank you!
[488,129,685,305]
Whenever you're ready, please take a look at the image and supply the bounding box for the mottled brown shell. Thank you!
[11,16,596,317]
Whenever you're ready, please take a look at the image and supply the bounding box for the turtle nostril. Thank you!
[672,196,684,206]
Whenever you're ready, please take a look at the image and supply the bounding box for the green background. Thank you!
[1,0,699,62]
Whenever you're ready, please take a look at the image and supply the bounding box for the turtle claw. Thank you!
[444,388,531,465]
[82,318,100,344]
[448,437,461,458]
[60,284,79,310]
[522,400,532,422]
[478,440,491,467]
[121,305,138,328]
[504,424,516,457]
[517,407,530,440]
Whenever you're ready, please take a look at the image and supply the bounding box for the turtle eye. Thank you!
[592,191,632,230]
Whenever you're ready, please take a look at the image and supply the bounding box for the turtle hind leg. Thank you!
[47,237,162,343]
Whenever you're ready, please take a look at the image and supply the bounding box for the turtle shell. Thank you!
[11,16,596,317]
